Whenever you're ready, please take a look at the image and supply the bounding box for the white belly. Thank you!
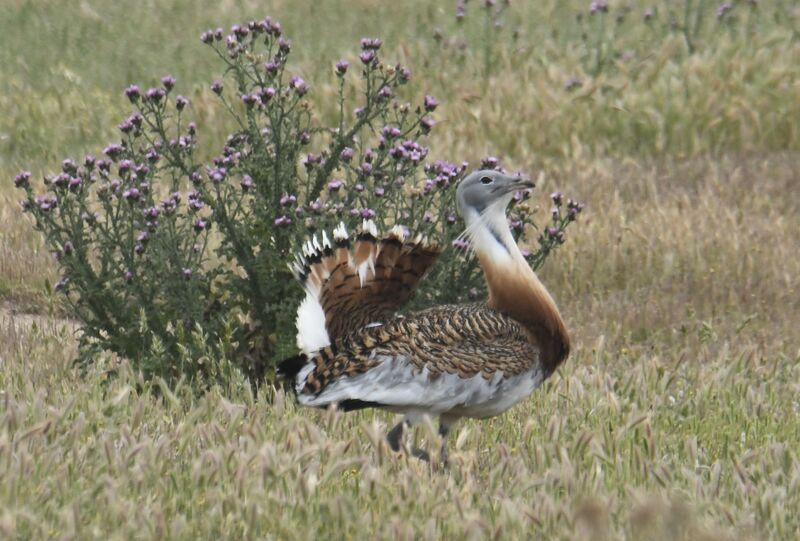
[297,355,545,419]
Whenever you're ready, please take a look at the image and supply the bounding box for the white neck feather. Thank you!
[464,198,524,267]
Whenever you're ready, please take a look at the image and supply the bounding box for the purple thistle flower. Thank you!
[513,189,532,202]
[123,188,140,201]
[241,93,257,107]
[62,159,77,174]
[118,159,132,175]
[274,215,292,227]
[377,86,392,100]
[420,116,435,134]
[84,154,96,168]
[552,207,560,219]
[374,186,385,197]
[382,126,402,139]
[589,0,608,15]
[194,218,208,231]
[290,75,309,96]
[62,240,74,255]
[328,179,344,192]
[161,75,176,90]
[360,208,376,219]
[359,50,376,65]
[644,7,654,20]
[354,106,365,117]
[278,37,291,52]
[716,2,732,18]
[188,197,204,212]
[264,61,278,74]
[447,213,457,225]
[232,24,249,39]
[354,183,364,193]
[104,144,124,160]
[259,86,276,103]
[176,95,189,111]
[135,164,150,178]
[211,80,223,95]
[360,37,383,50]
[128,112,143,128]
[335,59,349,75]
[144,206,159,220]
[310,199,323,213]
[134,243,145,255]
[510,218,524,231]
[240,175,253,190]
[13,171,31,188]
[145,148,160,164]
[68,177,82,191]
[145,87,166,102]
[452,239,470,250]
[280,194,297,206]
[360,162,373,174]
[481,156,499,169]
[51,174,70,189]
[118,119,134,134]
[213,27,224,40]
[208,167,226,183]
[349,208,361,217]
[124,85,141,102]
[137,231,150,244]
[201,30,214,44]
[340,147,354,161]
[181,268,193,280]
[398,66,412,82]
[124,270,134,283]
[299,132,311,145]
[35,195,58,212]
[551,191,564,205]
[424,95,439,112]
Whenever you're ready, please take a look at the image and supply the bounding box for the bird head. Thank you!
[456,170,534,223]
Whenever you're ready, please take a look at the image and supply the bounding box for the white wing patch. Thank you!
[297,356,545,418]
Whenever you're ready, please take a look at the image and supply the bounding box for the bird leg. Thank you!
[387,417,453,466]
[386,420,406,452]
[438,422,450,466]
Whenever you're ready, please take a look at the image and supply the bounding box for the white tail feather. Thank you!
[296,289,330,354]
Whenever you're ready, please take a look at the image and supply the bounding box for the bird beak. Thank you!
[496,176,534,195]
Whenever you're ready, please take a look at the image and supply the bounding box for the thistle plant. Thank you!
[15,16,582,386]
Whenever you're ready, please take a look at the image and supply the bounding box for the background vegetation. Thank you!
[1,0,798,539]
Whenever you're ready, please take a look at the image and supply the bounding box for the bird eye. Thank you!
[480,176,493,185]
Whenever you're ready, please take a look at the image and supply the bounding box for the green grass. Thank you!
[1,0,799,539]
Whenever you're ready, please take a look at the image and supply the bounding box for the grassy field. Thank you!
[2,0,800,539]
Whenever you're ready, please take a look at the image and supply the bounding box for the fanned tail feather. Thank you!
[288,220,442,358]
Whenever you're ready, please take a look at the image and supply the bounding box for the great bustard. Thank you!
[279,170,570,460]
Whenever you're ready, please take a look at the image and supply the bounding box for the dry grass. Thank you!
[1,0,799,539]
